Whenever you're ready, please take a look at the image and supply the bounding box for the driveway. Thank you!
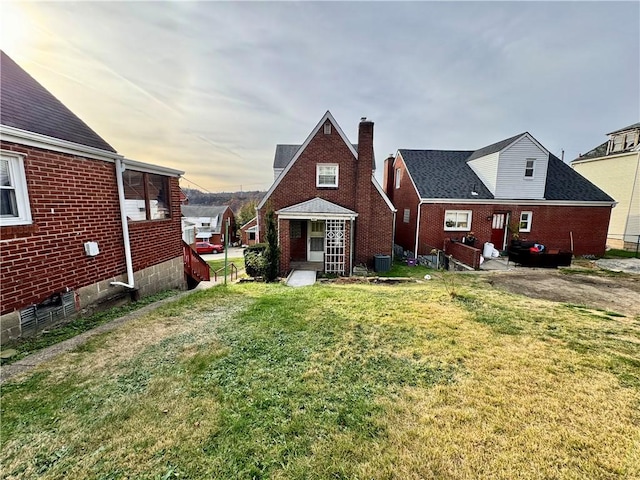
[199,246,245,261]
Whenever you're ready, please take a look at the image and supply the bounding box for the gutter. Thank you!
[111,157,135,289]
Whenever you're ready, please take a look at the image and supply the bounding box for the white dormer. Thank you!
[468,133,549,200]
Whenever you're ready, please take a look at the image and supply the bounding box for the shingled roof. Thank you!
[544,154,613,202]
[399,149,492,199]
[401,137,614,203]
[0,51,116,153]
[181,205,229,218]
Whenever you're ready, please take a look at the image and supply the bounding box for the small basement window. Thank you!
[444,210,472,231]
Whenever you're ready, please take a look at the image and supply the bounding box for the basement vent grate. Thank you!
[19,291,76,336]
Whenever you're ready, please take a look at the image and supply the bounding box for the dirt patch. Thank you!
[486,269,640,317]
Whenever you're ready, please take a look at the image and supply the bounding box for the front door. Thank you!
[308,220,325,262]
[491,213,509,250]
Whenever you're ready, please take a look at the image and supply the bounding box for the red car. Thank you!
[195,241,224,254]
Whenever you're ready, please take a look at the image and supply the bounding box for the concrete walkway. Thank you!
[286,270,317,287]
[595,258,640,274]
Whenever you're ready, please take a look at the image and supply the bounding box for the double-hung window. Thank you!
[317,164,338,188]
[444,210,472,231]
[124,170,170,221]
[0,151,32,226]
[524,159,535,178]
[395,168,401,189]
[519,211,532,232]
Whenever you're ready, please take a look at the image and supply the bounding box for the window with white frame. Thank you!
[519,211,532,232]
[316,164,338,187]
[444,210,471,231]
[524,159,535,178]
[123,170,170,221]
[395,168,401,189]
[403,208,410,223]
[0,152,32,226]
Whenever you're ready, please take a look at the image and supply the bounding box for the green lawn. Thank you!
[1,276,639,479]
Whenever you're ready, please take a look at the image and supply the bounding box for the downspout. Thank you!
[414,200,425,257]
[111,157,135,289]
[256,207,261,244]
[391,210,397,262]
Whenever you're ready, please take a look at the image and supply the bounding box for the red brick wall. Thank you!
[417,203,611,257]
[443,239,482,269]
[258,118,394,273]
[387,154,421,253]
[0,141,182,315]
[240,217,257,246]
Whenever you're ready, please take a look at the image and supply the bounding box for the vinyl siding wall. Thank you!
[468,152,499,194]
[496,136,548,199]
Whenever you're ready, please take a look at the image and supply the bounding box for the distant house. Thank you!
[572,123,640,250]
[240,217,258,247]
[181,205,236,245]
[385,132,615,267]
[0,51,196,343]
[257,111,396,275]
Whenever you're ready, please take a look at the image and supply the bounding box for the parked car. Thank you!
[195,242,224,254]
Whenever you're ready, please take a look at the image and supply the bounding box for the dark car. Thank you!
[195,241,224,254]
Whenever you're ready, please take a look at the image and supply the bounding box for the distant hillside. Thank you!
[182,188,265,212]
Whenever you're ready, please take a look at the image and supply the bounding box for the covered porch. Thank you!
[276,198,357,276]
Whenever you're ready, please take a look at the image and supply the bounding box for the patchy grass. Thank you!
[377,260,436,279]
[605,249,639,259]
[1,289,180,365]
[559,267,631,278]
[1,280,639,479]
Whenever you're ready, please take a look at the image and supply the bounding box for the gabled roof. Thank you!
[259,111,358,210]
[181,205,230,218]
[400,134,614,203]
[399,149,492,199]
[466,132,525,162]
[573,141,608,162]
[544,154,614,202]
[0,51,116,153]
[276,197,357,217]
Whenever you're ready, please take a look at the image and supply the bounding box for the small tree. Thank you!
[264,209,280,282]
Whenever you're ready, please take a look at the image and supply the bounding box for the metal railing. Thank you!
[212,262,238,283]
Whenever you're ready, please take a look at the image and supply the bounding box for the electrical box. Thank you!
[84,241,100,256]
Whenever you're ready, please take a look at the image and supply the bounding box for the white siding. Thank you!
[495,136,548,199]
[468,152,499,194]
[625,154,640,243]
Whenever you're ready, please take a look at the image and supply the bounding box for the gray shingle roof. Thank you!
[544,154,614,202]
[573,141,608,162]
[401,141,614,203]
[399,149,493,199]
[181,205,229,218]
[276,197,357,215]
[466,132,525,161]
[0,51,116,152]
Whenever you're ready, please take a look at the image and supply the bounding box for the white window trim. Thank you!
[524,159,535,179]
[395,168,401,189]
[316,163,339,188]
[519,211,532,232]
[0,151,32,226]
[444,210,472,231]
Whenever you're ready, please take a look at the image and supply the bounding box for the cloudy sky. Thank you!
[1,1,638,192]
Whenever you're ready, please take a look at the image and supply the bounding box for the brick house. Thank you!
[240,217,258,247]
[181,205,236,245]
[257,111,396,275]
[0,51,191,343]
[385,132,615,268]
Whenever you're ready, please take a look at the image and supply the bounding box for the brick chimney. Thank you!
[382,154,395,202]
[355,117,374,266]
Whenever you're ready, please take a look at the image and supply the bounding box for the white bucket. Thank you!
[483,242,494,258]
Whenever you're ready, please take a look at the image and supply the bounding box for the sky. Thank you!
[1,1,638,193]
